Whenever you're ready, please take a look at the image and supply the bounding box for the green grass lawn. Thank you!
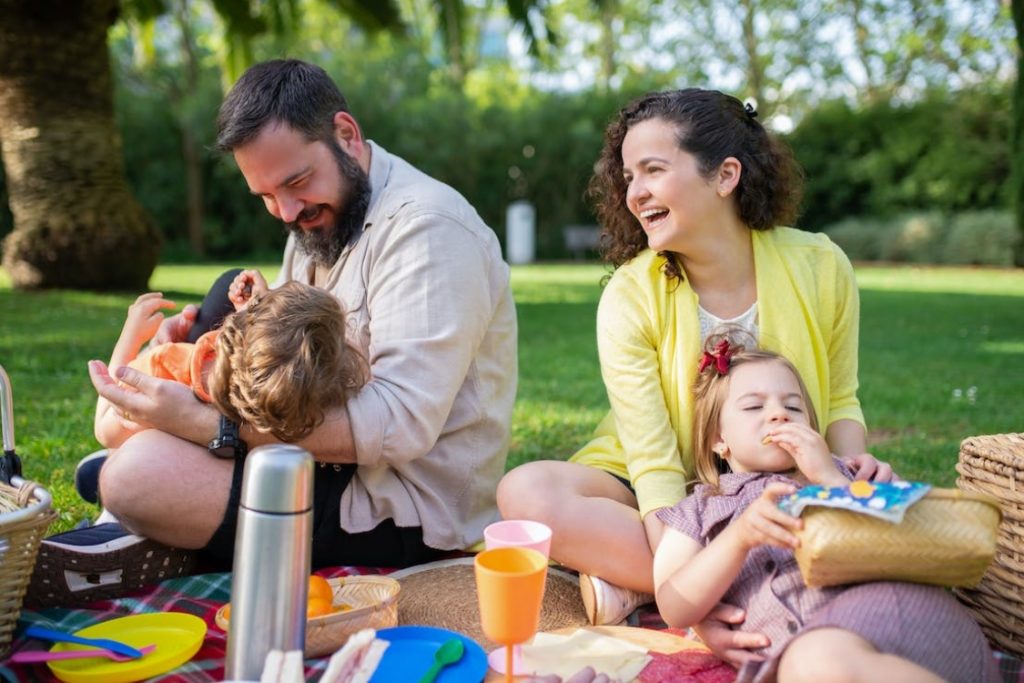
[1,263,1022,533]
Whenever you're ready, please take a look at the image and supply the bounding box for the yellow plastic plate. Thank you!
[46,612,206,683]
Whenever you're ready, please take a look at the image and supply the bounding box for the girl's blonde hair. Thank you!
[208,281,368,442]
[692,336,819,489]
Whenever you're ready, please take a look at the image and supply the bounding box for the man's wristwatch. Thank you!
[208,415,248,459]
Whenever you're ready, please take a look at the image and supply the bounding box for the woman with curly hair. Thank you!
[498,88,889,662]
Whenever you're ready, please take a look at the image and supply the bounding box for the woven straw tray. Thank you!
[215,575,399,658]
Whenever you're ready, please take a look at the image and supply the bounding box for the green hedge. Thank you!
[825,210,1020,265]
[788,87,1011,233]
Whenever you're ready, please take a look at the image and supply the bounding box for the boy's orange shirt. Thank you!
[128,330,220,403]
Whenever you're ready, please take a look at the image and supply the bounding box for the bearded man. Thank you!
[30,59,517,606]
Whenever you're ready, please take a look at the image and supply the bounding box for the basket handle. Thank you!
[0,364,22,484]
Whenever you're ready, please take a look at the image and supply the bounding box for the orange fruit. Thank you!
[308,575,333,604]
[222,604,231,622]
[306,596,334,618]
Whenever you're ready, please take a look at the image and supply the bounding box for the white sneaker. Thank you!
[579,573,654,625]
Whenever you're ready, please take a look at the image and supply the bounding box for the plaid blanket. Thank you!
[3,567,1022,682]
[1,566,385,683]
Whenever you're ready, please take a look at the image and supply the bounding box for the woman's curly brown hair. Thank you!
[588,89,804,282]
[208,281,368,442]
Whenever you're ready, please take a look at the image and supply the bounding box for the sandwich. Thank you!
[319,628,390,683]
[259,649,304,683]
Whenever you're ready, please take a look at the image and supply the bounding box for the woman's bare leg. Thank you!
[497,460,654,593]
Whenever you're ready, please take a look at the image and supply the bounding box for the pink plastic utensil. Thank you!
[11,643,157,664]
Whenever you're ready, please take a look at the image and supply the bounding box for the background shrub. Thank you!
[878,212,948,264]
[942,211,1020,266]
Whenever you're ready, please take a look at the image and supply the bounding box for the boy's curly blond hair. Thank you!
[208,281,368,442]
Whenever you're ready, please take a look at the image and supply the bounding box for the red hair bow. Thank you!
[699,339,733,375]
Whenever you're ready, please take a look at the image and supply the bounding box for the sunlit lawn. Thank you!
[0,262,1022,533]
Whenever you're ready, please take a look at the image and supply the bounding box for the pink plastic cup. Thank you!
[483,520,552,560]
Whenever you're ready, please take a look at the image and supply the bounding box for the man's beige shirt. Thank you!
[273,141,518,550]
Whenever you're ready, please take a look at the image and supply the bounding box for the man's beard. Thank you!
[286,142,371,267]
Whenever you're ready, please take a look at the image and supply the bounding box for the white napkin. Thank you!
[520,629,651,681]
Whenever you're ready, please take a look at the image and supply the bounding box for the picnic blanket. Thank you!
[3,566,1022,682]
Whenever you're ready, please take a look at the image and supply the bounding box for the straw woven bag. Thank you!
[954,433,1024,657]
[216,575,400,658]
[794,487,1000,588]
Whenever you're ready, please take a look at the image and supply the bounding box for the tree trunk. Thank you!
[1013,0,1024,266]
[0,0,160,290]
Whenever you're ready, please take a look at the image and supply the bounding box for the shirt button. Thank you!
[765,560,776,573]
[787,621,799,634]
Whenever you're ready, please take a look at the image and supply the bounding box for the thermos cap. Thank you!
[239,444,314,514]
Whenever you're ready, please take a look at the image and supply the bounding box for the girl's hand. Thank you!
[735,481,802,551]
[228,270,269,311]
[764,422,845,486]
[121,293,177,350]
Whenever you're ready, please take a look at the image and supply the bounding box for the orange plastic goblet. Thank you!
[475,547,548,683]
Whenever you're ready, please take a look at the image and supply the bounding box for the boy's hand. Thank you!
[122,293,177,350]
[764,423,845,486]
[735,481,801,551]
[228,270,269,311]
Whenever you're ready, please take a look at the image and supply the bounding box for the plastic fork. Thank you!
[23,625,144,658]
[11,643,157,664]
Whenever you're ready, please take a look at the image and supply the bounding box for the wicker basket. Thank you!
[954,433,1024,657]
[216,575,400,658]
[794,487,1000,588]
[0,478,58,657]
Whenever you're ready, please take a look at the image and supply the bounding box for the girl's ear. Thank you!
[712,437,729,459]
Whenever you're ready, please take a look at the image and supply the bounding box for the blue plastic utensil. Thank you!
[24,625,144,659]
[11,643,157,664]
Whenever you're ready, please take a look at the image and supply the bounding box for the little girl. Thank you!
[652,340,997,683]
[94,277,367,448]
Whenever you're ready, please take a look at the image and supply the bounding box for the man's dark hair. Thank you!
[216,59,350,152]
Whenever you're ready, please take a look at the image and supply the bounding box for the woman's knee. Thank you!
[497,462,561,520]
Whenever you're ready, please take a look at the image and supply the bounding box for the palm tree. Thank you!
[0,0,160,289]
[0,0,552,290]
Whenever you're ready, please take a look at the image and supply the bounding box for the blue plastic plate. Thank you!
[370,626,487,683]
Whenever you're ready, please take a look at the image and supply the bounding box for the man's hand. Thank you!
[841,453,895,482]
[153,305,199,345]
[89,360,207,441]
[692,603,769,667]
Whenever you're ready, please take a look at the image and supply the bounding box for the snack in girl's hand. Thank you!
[319,629,389,683]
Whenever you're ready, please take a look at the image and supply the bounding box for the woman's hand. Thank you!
[692,603,769,666]
[228,269,269,311]
[734,481,801,551]
[841,453,895,482]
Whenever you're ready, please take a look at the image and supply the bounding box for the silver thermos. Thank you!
[225,444,314,680]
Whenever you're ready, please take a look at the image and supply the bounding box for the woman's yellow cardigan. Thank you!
[570,227,866,518]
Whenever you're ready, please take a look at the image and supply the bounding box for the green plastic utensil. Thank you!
[418,638,465,683]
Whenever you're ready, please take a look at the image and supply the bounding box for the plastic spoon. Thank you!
[23,625,144,659]
[418,638,465,683]
[11,644,157,664]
